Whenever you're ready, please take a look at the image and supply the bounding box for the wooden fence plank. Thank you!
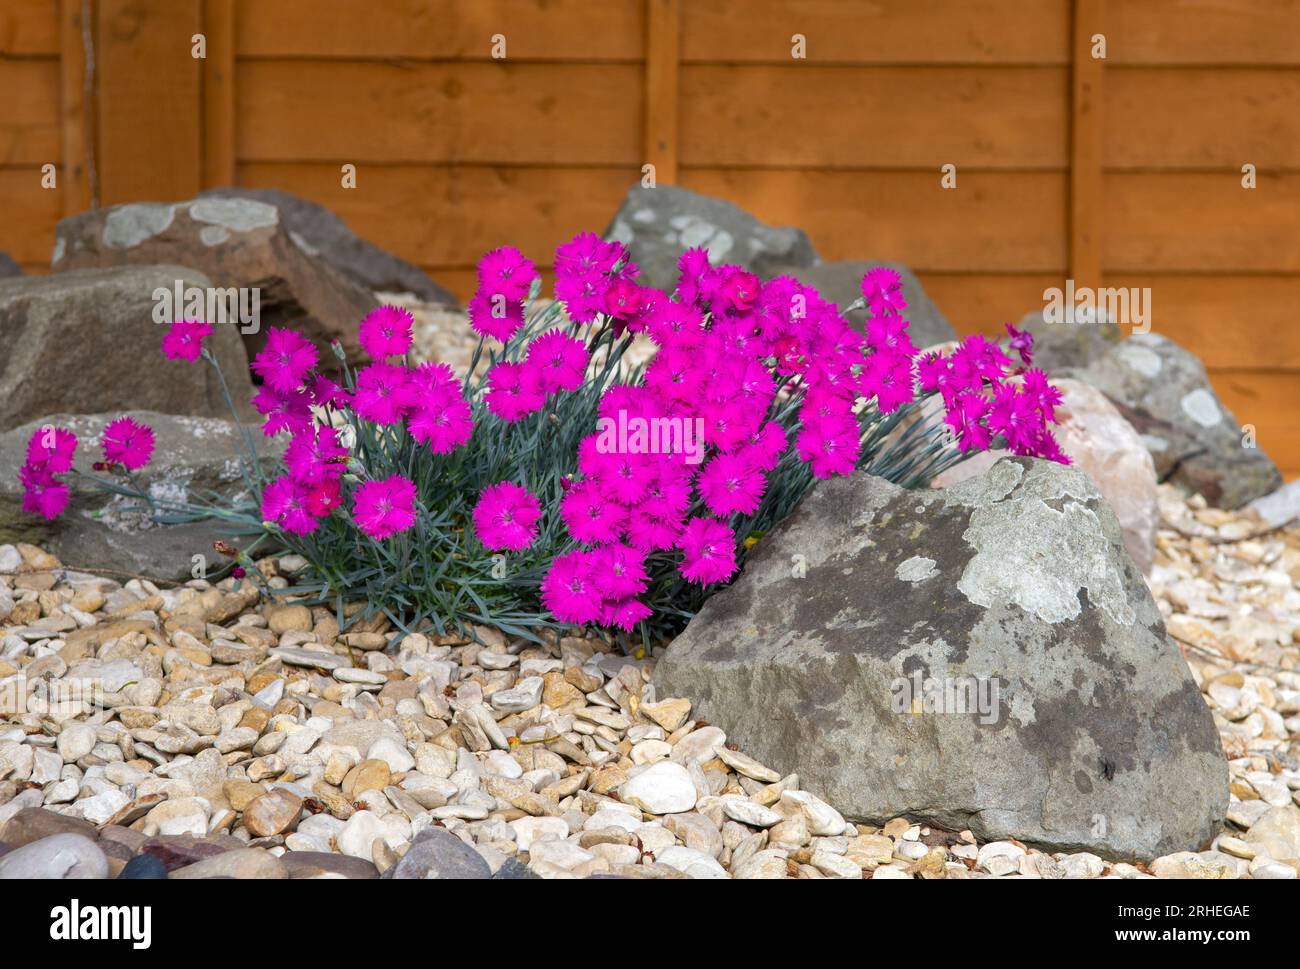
[0,166,62,263]
[681,168,1067,271]
[917,273,1066,336]
[1109,0,1300,65]
[1106,68,1300,170]
[679,65,1068,169]
[0,0,60,54]
[203,0,235,187]
[681,0,1072,64]
[1211,370,1300,476]
[235,0,644,60]
[1070,0,1104,291]
[1105,173,1300,272]
[237,61,643,165]
[0,59,61,165]
[238,162,640,266]
[643,0,678,183]
[59,0,91,214]
[96,0,203,203]
[1110,274,1300,370]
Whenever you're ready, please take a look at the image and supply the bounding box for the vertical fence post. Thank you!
[59,0,93,214]
[202,0,235,188]
[95,0,203,204]
[1070,0,1105,292]
[644,0,680,185]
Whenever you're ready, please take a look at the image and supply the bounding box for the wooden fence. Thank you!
[0,0,1296,476]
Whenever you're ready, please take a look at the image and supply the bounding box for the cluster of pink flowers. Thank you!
[17,417,155,520]
[242,306,477,540]
[918,323,1066,461]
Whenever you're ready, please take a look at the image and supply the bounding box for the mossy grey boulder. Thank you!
[764,260,958,349]
[0,266,255,432]
[0,411,281,578]
[605,184,818,292]
[53,197,377,363]
[0,252,22,278]
[199,187,459,307]
[653,457,1227,858]
[1063,333,1282,509]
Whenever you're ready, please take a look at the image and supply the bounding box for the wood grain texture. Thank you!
[0,166,62,263]
[680,65,1068,169]
[236,61,643,165]
[681,168,1068,271]
[1110,275,1300,370]
[235,0,644,60]
[0,59,61,165]
[1106,68,1300,170]
[58,0,90,214]
[0,0,60,55]
[1070,0,1105,290]
[96,0,203,203]
[1109,0,1300,65]
[1210,370,1300,476]
[237,162,640,266]
[203,0,236,187]
[681,0,1071,64]
[1105,173,1300,273]
[643,0,679,183]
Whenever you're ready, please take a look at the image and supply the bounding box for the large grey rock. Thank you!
[1063,333,1282,509]
[0,266,255,432]
[0,833,108,879]
[605,184,818,292]
[0,252,22,278]
[54,197,377,362]
[199,187,458,306]
[765,260,957,349]
[0,411,282,577]
[1016,307,1123,372]
[653,457,1227,858]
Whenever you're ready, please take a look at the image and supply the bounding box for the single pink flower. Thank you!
[526,329,590,394]
[697,452,766,517]
[358,305,414,361]
[677,517,738,585]
[100,417,155,470]
[560,479,628,545]
[473,481,541,552]
[485,361,546,423]
[353,363,411,425]
[19,464,70,520]
[161,319,214,362]
[602,597,652,632]
[352,475,418,540]
[251,327,319,393]
[284,425,347,486]
[261,475,321,535]
[540,550,604,625]
[25,427,77,473]
[476,246,537,303]
[468,291,525,343]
